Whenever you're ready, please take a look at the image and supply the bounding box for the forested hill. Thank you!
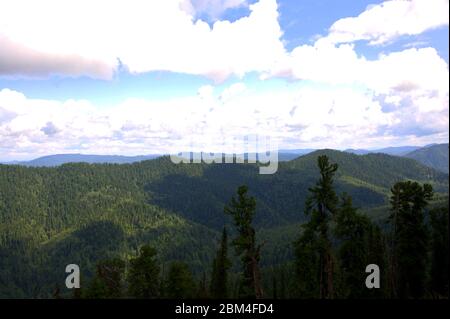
[404,143,449,174]
[288,149,448,191]
[0,150,448,297]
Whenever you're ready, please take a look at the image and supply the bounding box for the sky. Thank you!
[0,0,448,161]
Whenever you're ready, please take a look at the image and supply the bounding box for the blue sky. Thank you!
[0,0,448,161]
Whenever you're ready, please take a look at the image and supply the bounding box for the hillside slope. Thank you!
[0,150,447,297]
[404,143,449,173]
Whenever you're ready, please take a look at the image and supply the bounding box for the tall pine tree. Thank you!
[128,245,160,298]
[210,227,231,299]
[389,181,433,298]
[294,155,338,299]
[225,185,263,299]
[335,194,371,298]
[164,261,195,299]
[85,258,126,299]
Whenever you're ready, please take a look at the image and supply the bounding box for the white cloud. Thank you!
[197,85,215,99]
[0,0,448,161]
[267,39,449,119]
[268,40,365,85]
[327,0,449,45]
[0,35,114,79]
[219,82,247,101]
[259,0,449,146]
[3,81,447,161]
[0,0,285,81]
[364,47,449,96]
[269,37,449,92]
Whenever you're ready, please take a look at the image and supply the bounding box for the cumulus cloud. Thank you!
[0,35,115,79]
[1,81,447,160]
[259,1,449,146]
[266,40,449,131]
[0,0,448,160]
[327,0,449,45]
[0,0,285,81]
[219,82,246,101]
[268,40,449,93]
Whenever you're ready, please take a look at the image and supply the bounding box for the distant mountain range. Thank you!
[1,144,448,173]
[1,154,161,166]
[344,145,426,156]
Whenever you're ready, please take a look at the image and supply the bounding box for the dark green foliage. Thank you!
[295,155,338,299]
[271,270,278,299]
[164,261,195,299]
[84,275,109,299]
[429,205,449,297]
[0,151,448,298]
[85,257,127,299]
[294,224,321,298]
[335,194,372,298]
[404,143,449,174]
[195,272,209,298]
[210,227,231,299]
[366,224,388,298]
[295,156,390,299]
[225,185,263,299]
[128,245,160,298]
[389,181,433,298]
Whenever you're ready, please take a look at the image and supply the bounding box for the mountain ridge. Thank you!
[1,144,441,166]
[404,143,449,173]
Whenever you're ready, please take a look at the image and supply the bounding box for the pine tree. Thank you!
[97,258,126,298]
[366,223,387,298]
[84,275,109,299]
[294,155,338,299]
[210,227,231,299]
[128,245,160,298]
[195,272,209,298]
[85,258,125,299]
[389,181,433,298]
[429,205,449,297]
[224,185,264,299]
[165,261,195,299]
[334,194,371,298]
[294,224,321,298]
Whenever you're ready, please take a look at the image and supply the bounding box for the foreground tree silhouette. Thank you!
[335,194,372,298]
[294,155,338,299]
[128,245,160,298]
[389,181,433,298]
[225,185,263,299]
[164,261,195,299]
[85,258,126,298]
[366,223,388,298]
[210,227,231,299]
[429,205,449,297]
